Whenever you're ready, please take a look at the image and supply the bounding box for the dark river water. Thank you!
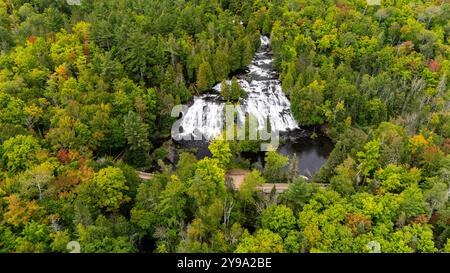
[176,131,333,178]
[277,134,333,177]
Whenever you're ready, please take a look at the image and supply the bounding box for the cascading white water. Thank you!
[174,35,299,140]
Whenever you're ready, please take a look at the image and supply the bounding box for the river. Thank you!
[172,35,333,178]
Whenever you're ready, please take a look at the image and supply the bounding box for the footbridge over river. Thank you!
[137,170,328,194]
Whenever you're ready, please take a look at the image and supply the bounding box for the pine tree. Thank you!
[196,62,208,92]
[196,61,214,92]
[230,40,243,71]
[123,111,151,151]
[282,71,294,96]
[288,153,300,182]
[282,64,296,96]
[242,37,254,66]
[230,76,246,101]
[123,111,151,166]
[262,15,272,35]
[220,80,231,101]
[214,47,230,82]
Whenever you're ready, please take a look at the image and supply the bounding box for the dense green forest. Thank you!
[0,0,449,253]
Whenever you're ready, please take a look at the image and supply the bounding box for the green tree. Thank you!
[291,80,325,126]
[230,40,243,71]
[235,229,285,253]
[375,165,421,194]
[123,111,151,167]
[130,174,166,236]
[330,157,356,196]
[18,161,55,200]
[14,222,52,253]
[398,186,428,221]
[176,152,198,182]
[242,36,254,66]
[196,61,214,92]
[0,93,26,125]
[123,111,150,151]
[0,4,13,51]
[0,225,16,253]
[209,137,233,169]
[1,135,40,174]
[144,88,158,136]
[76,215,136,253]
[261,205,296,238]
[444,239,450,253]
[238,170,265,206]
[157,175,187,224]
[263,151,288,183]
[384,224,437,253]
[281,63,295,96]
[90,167,131,211]
[281,176,317,212]
[230,76,246,101]
[287,153,299,182]
[220,80,231,101]
[188,158,226,208]
[214,46,230,83]
[155,175,188,251]
[424,182,448,213]
[357,139,380,178]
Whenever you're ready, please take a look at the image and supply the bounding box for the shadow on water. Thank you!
[277,134,334,178]
[175,131,334,178]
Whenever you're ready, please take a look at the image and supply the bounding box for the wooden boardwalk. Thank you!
[138,169,327,193]
[137,171,153,180]
[227,169,298,193]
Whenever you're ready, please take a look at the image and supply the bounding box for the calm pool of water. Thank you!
[176,131,334,178]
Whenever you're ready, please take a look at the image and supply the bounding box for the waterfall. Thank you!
[174,35,299,141]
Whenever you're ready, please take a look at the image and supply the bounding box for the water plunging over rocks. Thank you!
[174,36,299,141]
[173,35,333,177]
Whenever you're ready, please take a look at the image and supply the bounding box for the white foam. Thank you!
[174,35,299,141]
